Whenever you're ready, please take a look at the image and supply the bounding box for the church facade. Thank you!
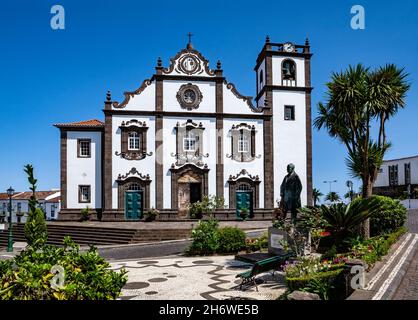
[55,37,313,221]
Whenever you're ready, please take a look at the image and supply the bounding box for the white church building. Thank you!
[55,37,313,221]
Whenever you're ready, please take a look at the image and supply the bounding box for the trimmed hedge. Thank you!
[369,196,407,236]
[285,268,346,300]
[216,227,246,253]
[186,219,246,255]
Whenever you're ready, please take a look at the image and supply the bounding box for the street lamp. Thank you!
[6,186,14,252]
[323,180,337,193]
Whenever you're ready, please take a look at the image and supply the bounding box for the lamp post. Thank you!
[6,186,14,252]
[323,180,337,193]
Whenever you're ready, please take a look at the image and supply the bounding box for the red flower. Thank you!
[320,231,331,237]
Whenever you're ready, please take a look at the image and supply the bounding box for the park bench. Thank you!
[236,252,294,291]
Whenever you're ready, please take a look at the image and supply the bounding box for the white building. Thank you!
[374,155,418,198]
[0,190,61,223]
[55,38,313,221]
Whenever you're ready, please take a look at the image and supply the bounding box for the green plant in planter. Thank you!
[320,197,384,251]
[239,207,249,221]
[145,207,159,222]
[80,206,91,222]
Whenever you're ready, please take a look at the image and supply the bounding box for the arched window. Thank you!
[128,183,141,191]
[183,130,197,152]
[238,132,249,153]
[237,183,252,192]
[259,69,264,86]
[282,59,296,86]
[128,132,140,150]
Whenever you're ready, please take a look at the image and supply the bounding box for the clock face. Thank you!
[183,57,196,72]
[179,54,199,74]
[283,42,295,52]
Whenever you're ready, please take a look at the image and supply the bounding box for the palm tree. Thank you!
[344,190,356,201]
[325,191,341,203]
[314,64,409,237]
[312,188,323,207]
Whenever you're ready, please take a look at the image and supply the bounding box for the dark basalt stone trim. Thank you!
[155,75,164,209]
[254,50,313,71]
[228,177,261,210]
[216,78,224,198]
[103,112,113,211]
[152,74,224,82]
[169,164,209,210]
[58,208,103,221]
[255,85,313,102]
[104,109,269,120]
[60,130,67,209]
[117,177,151,212]
[77,138,91,158]
[263,54,274,209]
[305,55,313,206]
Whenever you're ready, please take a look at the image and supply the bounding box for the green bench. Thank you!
[236,252,294,291]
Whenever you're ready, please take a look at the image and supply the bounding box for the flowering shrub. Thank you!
[347,227,406,267]
[283,256,345,278]
[245,233,268,252]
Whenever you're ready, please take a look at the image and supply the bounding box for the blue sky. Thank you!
[0,0,417,202]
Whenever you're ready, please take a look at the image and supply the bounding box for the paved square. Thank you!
[110,256,286,300]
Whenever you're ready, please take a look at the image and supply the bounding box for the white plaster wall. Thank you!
[163,80,216,113]
[121,81,155,111]
[223,83,257,115]
[67,131,102,209]
[1,199,60,223]
[375,157,418,187]
[272,90,308,206]
[162,117,217,209]
[112,115,156,209]
[272,56,306,87]
[223,118,264,208]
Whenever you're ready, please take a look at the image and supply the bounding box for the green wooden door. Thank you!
[236,191,253,218]
[125,191,143,220]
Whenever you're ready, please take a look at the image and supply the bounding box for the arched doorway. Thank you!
[124,182,143,220]
[177,173,201,217]
[227,170,261,218]
[116,168,152,220]
[170,164,209,215]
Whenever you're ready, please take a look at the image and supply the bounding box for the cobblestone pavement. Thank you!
[392,209,418,300]
[110,256,286,300]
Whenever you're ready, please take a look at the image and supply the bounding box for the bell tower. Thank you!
[255,37,313,207]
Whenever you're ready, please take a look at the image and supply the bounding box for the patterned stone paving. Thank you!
[392,209,418,299]
[110,256,286,300]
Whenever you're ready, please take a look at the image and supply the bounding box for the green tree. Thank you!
[312,188,323,207]
[325,191,341,203]
[23,164,48,247]
[314,64,409,237]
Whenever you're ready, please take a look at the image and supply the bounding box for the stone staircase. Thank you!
[0,224,192,248]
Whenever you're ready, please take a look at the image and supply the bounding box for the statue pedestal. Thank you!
[268,226,311,256]
[268,227,288,255]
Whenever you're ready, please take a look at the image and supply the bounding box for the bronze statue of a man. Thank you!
[280,163,302,222]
